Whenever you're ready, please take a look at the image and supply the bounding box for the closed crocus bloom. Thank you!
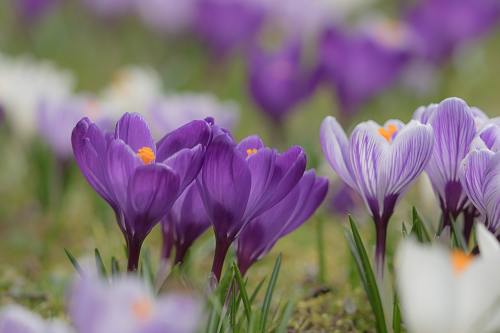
[396,224,500,333]
[248,40,316,124]
[161,182,211,264]
[236,170,328,275]
[198,135,306,281]
[320,116,434,274]
[69,275,201,333]
[0,304,70,333]
[318,27,409,118]
[194,0,265,57]
[414,98,480,225]
[72,113,211,271]
[405,0,500,63]
[14,0,57,23]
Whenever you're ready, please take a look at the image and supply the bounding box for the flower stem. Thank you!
[127,238,144,272]
[374,223,387,279]
[211,240,230,283]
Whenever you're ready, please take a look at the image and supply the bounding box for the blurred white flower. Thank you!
[0,53,75,139]
[396,224,500,333]
[100,66,163,118]
[0,304,71,333]
[148,92,239,138]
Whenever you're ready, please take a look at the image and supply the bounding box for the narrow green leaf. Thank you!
[411,207,431,243]
[142,249,155,287]
[233,263,252,322]
[111,257,120,276]
[94,248,107,277]
[393,295,402,333]
[64,248,82,275]
[316,217,326,284]
[276,301,294,333]
[260,254,282,333]
[346,217,388,333]
[249,277,266,305]
[449,218,468,251]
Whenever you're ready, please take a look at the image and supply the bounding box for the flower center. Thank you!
[451,250,473,274]
[137,147,155,165]
[132,297,153,321]
[378,124,398,142]
[246,148,258,157]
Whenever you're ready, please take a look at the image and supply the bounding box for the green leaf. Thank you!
[393,295,402,333]
[64,248,82,275]
[410,207,431,243]
[345,217,388,333]
[450,218,468,251]
[316,217,327,284]
[233,263,252,322]
[94,248,107,277]
[142,249,155,287]
[111,257,120,276]
[249,277,266,305]
[276,301,294,333]
[260,254,282,333]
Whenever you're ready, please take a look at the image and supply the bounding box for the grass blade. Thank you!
[411,207,431,243]
[346,217,388,333]
[64,248,82,275]
[249,277,266,305]
[316,217,326,284]
[260,254,282,333]
[393,295,401,333]
[233,263,252,322]
[111,257,120,276]
[276,301,294,333]
[94,248,107,277]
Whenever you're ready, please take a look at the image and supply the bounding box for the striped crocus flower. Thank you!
[460,122,500,233]
[414,98,484,228]
[320,116,433,274]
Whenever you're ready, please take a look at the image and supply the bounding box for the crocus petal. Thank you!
[320,116,357,189]
[156,119,211,162]
[479,124,500,152]
[127,164,180,237]
[460,149,493,217]
[163,144,205,192]
[425,98,476,212]
[378,121,433,201]
[115,113,156,153]
[483,153,500,230]
[72,118,115,207]
[199,138,251,240]
[349,122,386,216]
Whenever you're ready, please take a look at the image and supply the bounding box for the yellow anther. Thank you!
[378,124,398,142]
[132,297,153,321]
[246,148,258,157]
[451,250,473,275]
[137,146,155,165]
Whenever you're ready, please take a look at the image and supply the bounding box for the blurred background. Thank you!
[0,0,499,329]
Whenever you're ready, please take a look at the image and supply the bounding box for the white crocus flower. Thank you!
[0,304,71,333]
[396,224,500,333]
[100,66,163,118]
[0,53,74,139]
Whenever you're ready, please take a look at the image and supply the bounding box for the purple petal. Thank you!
[163,144,205,192]
[483,153,500,230]
[479,124,500,152]
[199,138,251,240]
[127,164,180,237]
[320,116,357,189]
[460,149,493,218]
[156,119,211,162]
[236,135,265,156]
[115,113,155,154]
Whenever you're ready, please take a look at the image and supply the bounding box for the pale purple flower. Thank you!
[15,0,57,23]
[414,98,482,225]
[136,0,196,35]
[320,116,434,274]
[69,275,201,333]
[0,305,70,333]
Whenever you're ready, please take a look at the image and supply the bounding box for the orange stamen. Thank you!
[451,250,473,274]
[132,298,153,321]
[246,148,258,157]
[137,147,155,165]
[378,124,398,142]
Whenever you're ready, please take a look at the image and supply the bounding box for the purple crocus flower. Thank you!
[236,170,328,275]
[320,116,434,275]
[0,305,69,333]
[69,274,201,333]
[460,123,500,233]
[405,0,500,63]
[328,181,363,216]
[161,182,211,265]
[198,134,306,281]
[136,0,196,36]
[72,113,211,271]
[248,40,316,124]
[80,0,134,17]
[318,27,409,118]
[14,0,56,23]
[414,98,481,226]
[194,0,266,57]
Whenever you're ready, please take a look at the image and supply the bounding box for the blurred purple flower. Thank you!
[194,0,266,57]
[318,27,409,118]
[71,113,211,271]
[320,116,434,274]
[248,40,316,123]
[69,274,201,333]
[80,0,134,17]
[405,0,500,63]
[236,170,328,275]
[161,182,211,264]
[328,181,362,216]
[14,0,56,23]
[198,134,306,281]
[136,0,196,35]
[414,98,481,225]
[0,305,69,333]
[38,96,113,159]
